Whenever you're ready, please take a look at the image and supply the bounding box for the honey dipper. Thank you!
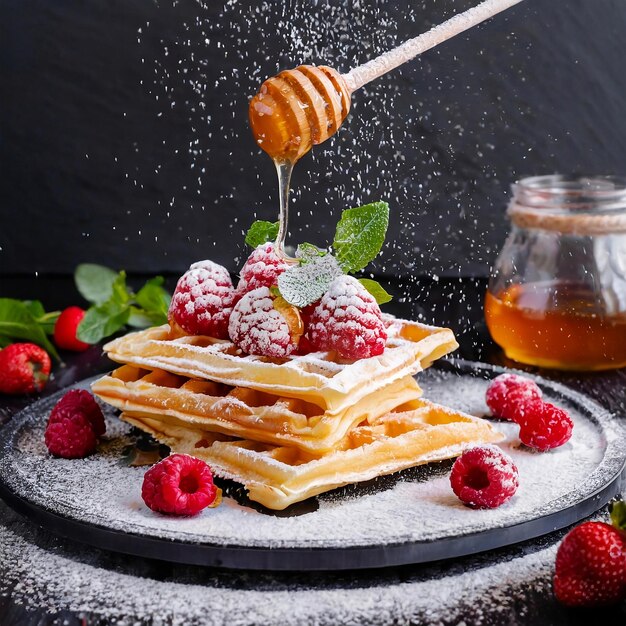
[250,0,523,162]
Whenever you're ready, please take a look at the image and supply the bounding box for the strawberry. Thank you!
[554,502,626,607]
[54,306,91,351]
[0,343,52,394]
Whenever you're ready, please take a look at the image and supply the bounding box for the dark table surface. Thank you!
[1,275,625,625]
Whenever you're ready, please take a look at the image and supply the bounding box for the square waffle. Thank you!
[121,399,503,510]
[102,315,458,412]
[92,365,424,454]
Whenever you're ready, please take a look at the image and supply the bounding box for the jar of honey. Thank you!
[485,175,626,371]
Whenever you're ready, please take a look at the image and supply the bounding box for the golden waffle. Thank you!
[102,315,458,412]
[121,400,503,510]
[92,365,424,454]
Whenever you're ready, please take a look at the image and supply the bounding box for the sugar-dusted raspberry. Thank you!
[485,373,543,421]
[518,401,573,451]
[236,242,290,295]
[168,260,235,338]
[450,445,519,509]
[228,287,298,358]
[50,389,106,436]
[307,275,387,360]
[141,454,219,516]
[45,409,98,459]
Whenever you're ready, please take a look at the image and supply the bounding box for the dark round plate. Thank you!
[0,360,624,571]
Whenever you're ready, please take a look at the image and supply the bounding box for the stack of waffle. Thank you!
[92,315,502,510]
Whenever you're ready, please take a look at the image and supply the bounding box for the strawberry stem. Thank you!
[609,499,626,532]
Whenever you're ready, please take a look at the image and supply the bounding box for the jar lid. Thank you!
[508,175,626,235]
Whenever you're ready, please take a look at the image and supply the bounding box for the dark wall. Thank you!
[1,0,626,279]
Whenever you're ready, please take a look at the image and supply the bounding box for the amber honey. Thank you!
[485,283,626,371]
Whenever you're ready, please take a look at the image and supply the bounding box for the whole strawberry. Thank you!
[54,306,90,352]
[0,343,51,394]
[307,275,387,360]
[554,502,626,607]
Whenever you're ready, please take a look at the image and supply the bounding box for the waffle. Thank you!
[103,315,458,412]
[92,365,424,453]
[121,400,503,510]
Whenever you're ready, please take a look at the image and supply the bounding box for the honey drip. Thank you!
[249,65,351,260]
[485,283,626,371]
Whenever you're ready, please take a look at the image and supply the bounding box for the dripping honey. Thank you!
[485,283,626,371]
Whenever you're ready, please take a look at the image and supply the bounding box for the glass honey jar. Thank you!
[485,175,626,371]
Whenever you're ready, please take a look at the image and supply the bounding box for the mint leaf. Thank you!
[296,243,326,262]
[245,220,279,248]
[333,202,389,274]
[135,277,170,324]
[37,311,61,336]
[610,500,626,532]
[127,306,161,329]
[75,264,119,304]
[269,286,282,298]
[22,300,46,319]
[77,299,131,344]
[0,335,13,348]
[358,278,393,305]
[0,298,60,360]
[111,271,132,304]
[277,255,343,308]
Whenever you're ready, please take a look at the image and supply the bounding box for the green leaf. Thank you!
[358,278,393,305]
[111,271,132,304]
[75,264,119,304]
[610,500,626,532]
[135,277,170,324]
[37,311,61,336]
[77,299,131,344]
[0,298,60,360]
[22,300,46,319]
[296,243,326,262]
[333,202,390,274]
[277,255,344,308]
[269,286,282,298]
[245,220,279,248]
[0,335,13,348]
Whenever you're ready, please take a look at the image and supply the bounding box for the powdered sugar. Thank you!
[0,366,622,553]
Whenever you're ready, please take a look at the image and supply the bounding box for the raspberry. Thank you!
[50,389,106,436]
[0,343,51,394]
[236,242,290,295]
[518,401,573,451]
[168,260,235,338]
[554,521,626,606]
[54,306,90,352]
[45,409,98,458]
[450,445,519,509]
[307,275,387,360]
[141,454,219,516]
[228,287,298,358]
[485,373,542,421]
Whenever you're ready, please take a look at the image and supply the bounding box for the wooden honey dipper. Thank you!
[249,0,523,163]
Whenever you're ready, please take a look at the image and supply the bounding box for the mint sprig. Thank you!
[75,265,171,344]
[0,298,60,360]
[333,201,389,274]
[245,220,279,248]
[277,255,343,308]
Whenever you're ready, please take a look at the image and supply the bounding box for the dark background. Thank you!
[1,0,626,282]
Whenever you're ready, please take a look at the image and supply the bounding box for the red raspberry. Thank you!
[168,260,235,338]
[554,521,626,606]
[54,306,90,352]
[236,242,290,295]
[518,401,573,451]
[141,454,219,516]
[0,343,51,395]
[450,445,519,509]
[307,275,387,360]
[50,389,106,436]
[45,409,98,458]
[485,373,542,421]
[228,287,298,358]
